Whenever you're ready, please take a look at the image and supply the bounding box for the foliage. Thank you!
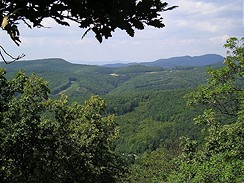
[128,148,174,183]
[168,110,244,183]
[0,69,126,182]
[0,0,177,44]
[167,37,244,182]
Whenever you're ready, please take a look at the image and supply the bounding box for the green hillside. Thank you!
[105,89,204,155]
[110,67,208,94]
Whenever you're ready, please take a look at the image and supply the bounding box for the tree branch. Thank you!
[0,45,25,64]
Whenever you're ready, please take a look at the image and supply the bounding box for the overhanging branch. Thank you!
[0,45,25,64]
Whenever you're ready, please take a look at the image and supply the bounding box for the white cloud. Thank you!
[209,35,230,43]
[176,20,188,27]
[196,21,219,33]
[180,0,219,15]
[173,0,241,17]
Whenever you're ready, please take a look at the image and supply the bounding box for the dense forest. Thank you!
[0,38,243,182]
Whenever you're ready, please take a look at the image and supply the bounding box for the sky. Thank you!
[1,0,243,65]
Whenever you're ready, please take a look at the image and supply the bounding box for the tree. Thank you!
[0,0,177,45]
[128,148,174,183]
[167,37,244,182]
[0,69,126,182]
[185,37,244,119]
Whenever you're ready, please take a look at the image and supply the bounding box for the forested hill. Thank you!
[0,56,222,99]
[0,58,84,72]
[104,54,224,68]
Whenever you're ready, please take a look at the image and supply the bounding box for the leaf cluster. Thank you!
[1,0,177,43]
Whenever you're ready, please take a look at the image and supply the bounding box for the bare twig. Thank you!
[0,45,25,64]
[81,27,92,40]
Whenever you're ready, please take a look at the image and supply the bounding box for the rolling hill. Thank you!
[0,56,216,99]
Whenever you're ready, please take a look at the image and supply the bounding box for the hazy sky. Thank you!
[1,0,243,64]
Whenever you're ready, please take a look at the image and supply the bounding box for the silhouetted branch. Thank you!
[0,45,25,64]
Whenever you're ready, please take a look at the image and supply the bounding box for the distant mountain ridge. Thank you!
[103,54,224,68]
